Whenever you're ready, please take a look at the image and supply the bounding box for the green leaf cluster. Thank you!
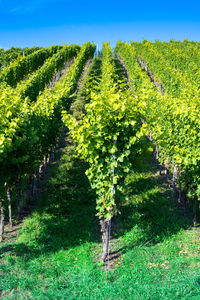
[63,42,145,220]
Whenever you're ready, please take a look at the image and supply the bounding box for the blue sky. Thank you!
[0,0,200,48]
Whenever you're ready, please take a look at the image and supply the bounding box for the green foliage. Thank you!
[0,46,43,69]
[63,42,146,220]
[2,39,200,298]
[116,40,200,204]
[19,44,80,101]
[0,140,199,299]
[0,42,95,198]
[0,46,59,87]
[71,56,102,119]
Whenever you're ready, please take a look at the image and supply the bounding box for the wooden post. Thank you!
[7,187,12,229]
[17,181,21,218]
[0,200,5,242]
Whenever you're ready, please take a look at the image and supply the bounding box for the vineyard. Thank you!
[0,40,200,299]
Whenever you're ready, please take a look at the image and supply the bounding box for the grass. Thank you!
[0,59,200,299]
[0,137,200,299]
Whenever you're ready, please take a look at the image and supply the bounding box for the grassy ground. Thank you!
[1,58,200,299]
[0,136,200,299]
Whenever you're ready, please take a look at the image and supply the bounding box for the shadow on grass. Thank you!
[3,140,100,262]
[1,141,192,263]
[0,244,14,256]
[113,162,192,251]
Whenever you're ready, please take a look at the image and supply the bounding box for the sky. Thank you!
[0,0,200,49]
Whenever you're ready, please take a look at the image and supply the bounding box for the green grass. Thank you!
[0,138,200,299]
[0,49,199,298]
